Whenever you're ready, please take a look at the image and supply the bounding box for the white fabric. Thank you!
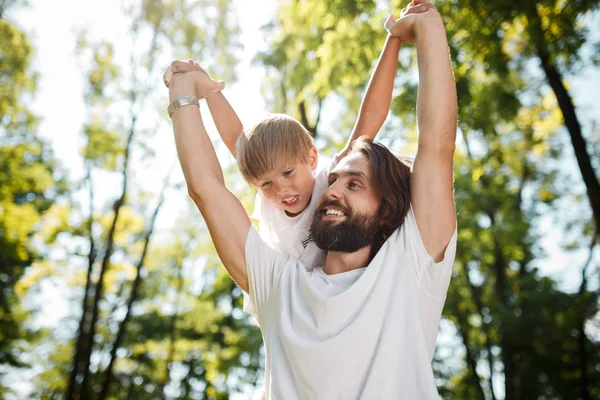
[244,157,337,319]
[245,205,457,399]
[251,156,337,270]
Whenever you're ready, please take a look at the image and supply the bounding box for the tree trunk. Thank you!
[488,211,517,400]
[79,119,136,396]
[298,98,323,138]
[66,166,97,400]
[463,263,497,400]
[455,306,486,400]
[158,254,185,399]
[530,6,600,240]
[577,315,591,400]
[575,234,596,400]
[530,3,599,386]
[462,133,499,400]
[98,184,166,400]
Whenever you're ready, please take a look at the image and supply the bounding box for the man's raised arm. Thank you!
[165,61,244,157]
[167,67,251,292]
[387,1,457,261]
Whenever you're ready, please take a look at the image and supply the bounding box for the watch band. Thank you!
[167,96,200,118]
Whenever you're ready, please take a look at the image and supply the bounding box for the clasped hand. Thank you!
[161,0,440,98]
[385,0,439,44]
[163,60,224,101]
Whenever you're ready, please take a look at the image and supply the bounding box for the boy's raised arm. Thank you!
[206,92,243,157]
[166,65,251,292]
[338,6,430,160]
[337,33,401,160]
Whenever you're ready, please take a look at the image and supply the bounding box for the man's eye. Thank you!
[348,181,360,189]
[261,181,272,188]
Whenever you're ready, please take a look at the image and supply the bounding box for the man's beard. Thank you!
[310,200,379,253]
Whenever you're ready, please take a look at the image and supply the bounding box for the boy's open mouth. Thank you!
[282,195,299,208]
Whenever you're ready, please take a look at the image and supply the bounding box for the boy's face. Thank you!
[254,147,318,217]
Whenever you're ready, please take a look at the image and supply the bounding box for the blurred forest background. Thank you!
[1,0,600,399]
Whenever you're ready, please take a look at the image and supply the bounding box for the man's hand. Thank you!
[163,60,210,87]
[165,66,224,102]
[384,1,437,44]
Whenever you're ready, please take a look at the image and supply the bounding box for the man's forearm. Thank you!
[169,80,225,200]
[414,13,457,150]
[171,106,225,199]
[206,92,243,157]
[167,74,251,291]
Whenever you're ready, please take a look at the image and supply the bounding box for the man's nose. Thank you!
[325,181,342,200]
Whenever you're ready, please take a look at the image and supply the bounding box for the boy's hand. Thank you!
[166,67,224,101]
[163,60,210,87]
[384,0,437,44]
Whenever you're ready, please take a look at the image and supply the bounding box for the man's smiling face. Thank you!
[310,153,383,253]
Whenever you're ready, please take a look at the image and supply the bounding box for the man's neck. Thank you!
[322,245,372,275]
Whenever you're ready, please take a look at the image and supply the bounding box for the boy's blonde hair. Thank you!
[236,114,315,183]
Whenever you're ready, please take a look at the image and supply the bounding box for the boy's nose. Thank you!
[276,185,291,196]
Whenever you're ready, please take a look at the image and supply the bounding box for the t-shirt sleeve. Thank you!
[404,206,457,298]
[245,225,289,320]
[312,154,338,192]
[250,191,263,221]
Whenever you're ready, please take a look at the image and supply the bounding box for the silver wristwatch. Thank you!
[167,96,200,118]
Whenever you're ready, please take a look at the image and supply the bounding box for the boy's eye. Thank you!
[261,181,272,188]
[283,169,294,176]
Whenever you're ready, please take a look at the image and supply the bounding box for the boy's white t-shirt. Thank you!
[245,205,457,399]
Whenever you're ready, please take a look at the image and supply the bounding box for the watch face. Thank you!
[168,97,199,117]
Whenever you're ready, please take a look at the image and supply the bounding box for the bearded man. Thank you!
[164,1,457,398]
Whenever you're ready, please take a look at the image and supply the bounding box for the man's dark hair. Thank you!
[350,138,412,259]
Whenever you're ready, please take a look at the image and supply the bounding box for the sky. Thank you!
[6,0,600,398]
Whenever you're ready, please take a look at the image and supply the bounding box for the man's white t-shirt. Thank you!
[244,158,337,318]
[245,205,457,399]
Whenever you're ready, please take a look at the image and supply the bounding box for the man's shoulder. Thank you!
[375,206,419,257]
[383,204,457,268]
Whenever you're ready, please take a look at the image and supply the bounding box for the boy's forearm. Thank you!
[206,92,243,157]
[414,13,457,150]
[341,35,401,157]
[358,34,402,122]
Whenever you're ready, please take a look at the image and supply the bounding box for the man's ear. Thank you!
[309,146,318,170]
